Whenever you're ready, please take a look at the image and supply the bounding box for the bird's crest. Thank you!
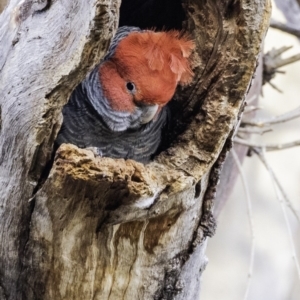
[114,30,195,85]
[99,30,195,110]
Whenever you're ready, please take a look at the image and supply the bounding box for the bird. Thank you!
[56,26,194,163]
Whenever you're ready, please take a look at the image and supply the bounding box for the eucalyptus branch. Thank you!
[267,81,283,93]
[270,19,300,38]
[242,106,300,127]
[264,46,300,69]
[263,46,300,89]
[232,149,256,300]
[245,94,259,105]
[243,106,263,114]
[238,127,272,135]
[235,137,300,151]
[253,148,300,280]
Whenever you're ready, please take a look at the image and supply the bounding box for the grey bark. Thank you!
[0,0,7,13]
[216,0,300,217]
[214,52,264,217]
[0,0,271,299]
[274,0,300,29]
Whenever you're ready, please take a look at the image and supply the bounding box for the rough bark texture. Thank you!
[0,0,271,299]
[214,52,263,217]
[215,0,300,217]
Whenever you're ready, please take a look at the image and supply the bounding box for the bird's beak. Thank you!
[140,104,159,124]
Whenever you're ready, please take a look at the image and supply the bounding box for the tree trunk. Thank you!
[0,0,7,13]
[0,0,270,299]
[214,52,264,217]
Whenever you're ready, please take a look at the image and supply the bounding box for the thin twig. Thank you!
[264,46,300,69]
[270,19,300,38]
[245,95,259,105]
[235,138,300,223]
[243,106,300,127]
[267,81,283,93]
[243,106,263,114]
[253,148,300,280]
[263,46,300,90]
[267,172,300,224]
[252,148,300,223]
[232,149,256,300]
[267,46,293,57]
[235,137,300,151]
[275,53,300,69]
[275,70,286,74]
[238,126,272,135]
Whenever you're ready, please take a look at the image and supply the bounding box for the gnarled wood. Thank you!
[0,0,271,299]
[0,0,120,298]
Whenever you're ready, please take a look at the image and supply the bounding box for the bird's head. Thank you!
[99,30,195,124]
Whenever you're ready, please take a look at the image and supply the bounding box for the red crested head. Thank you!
[99,30,195,113]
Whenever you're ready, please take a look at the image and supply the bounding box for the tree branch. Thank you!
[273,0,300,29]
[243,106,300,127]
[270,19,300,38]
[253,148,300,280]
[235,137,300,151]
[0,0,272,298]
[232,149,256,300]
[263,46,300,88]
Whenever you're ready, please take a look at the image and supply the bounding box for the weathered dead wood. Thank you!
[0,0,271,299]
[0,0,121,298]
[214,52,264,217]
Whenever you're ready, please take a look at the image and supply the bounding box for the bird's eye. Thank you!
[126,82,135,93]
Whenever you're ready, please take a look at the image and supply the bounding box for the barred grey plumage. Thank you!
[56,26,194,163]
[56,27,168,163]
